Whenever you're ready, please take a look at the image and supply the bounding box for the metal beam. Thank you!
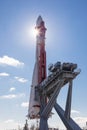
[40,117,48,130]
[64,80,72,119]
[39,80,64,130]
[54,103,82,130]
[40,92,48,130]
[41,79,64,118]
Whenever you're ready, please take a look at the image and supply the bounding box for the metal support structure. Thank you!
[39,80,64,130]
[40,93,48,130]
[39,69,82,130]
[54,103,82,130]
[41,80,64,118]
[65,80,73,119]
[38,70,82,130]
[40,117,48,130]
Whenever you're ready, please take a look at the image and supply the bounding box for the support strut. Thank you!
[39,80,64,130]
[41,80,64,118]
[65,80,73,119]
[54,103,82,130]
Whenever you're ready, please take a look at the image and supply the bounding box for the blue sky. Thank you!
[0,0,87,130]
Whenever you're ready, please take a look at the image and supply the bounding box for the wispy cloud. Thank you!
[0,55,24,67]
[15,76,28,83]
[4,119,14,123]
[0,93,25,99]
[71,109,80,114]
[9,87,16,92]
[21,102,29,108]
[0,72,10,77]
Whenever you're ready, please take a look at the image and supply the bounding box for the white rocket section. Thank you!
[28,63,40,118]
[28,42,41,118]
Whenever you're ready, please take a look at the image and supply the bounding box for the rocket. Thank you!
[28,16,47,119]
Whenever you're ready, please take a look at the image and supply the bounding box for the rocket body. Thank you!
[28,16,47,119]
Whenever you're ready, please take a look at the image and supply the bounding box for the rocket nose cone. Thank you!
[36,15,43,27]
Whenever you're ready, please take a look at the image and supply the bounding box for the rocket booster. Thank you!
[28,16,47,119]
[35,15,47,83]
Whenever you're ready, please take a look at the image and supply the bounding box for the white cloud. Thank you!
[4,119,14,123]
[21,102,29,108]
[0,93,25,99]
[73,116,87,128]
[9,87,16,92]
[71,109,80,114]
[0,72,10,77]
[0,119,22,130]
[15,76,28,83]
[0,55,24,67]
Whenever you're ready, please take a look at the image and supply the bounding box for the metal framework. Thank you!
[36,66,82,130]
